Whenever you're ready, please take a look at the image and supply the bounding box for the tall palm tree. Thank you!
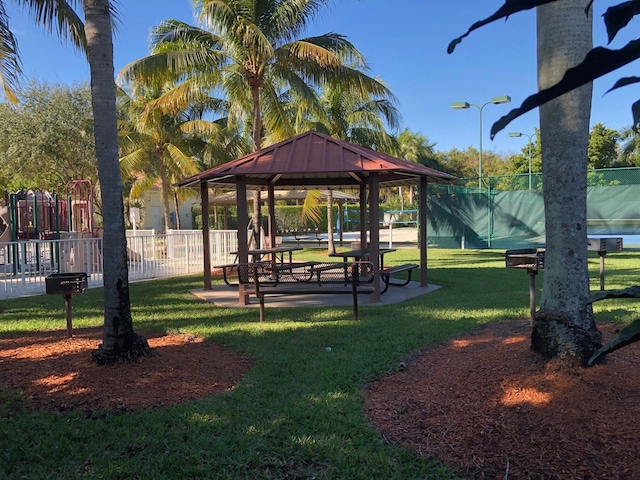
[120,0,392,243]
[83,0,150,364]
[117,81,232,232]
[295,81,400,252]
[531,0,601,364]
[450,0,604,364]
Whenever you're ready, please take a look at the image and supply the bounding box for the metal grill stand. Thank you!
[587,237,623,290]
[45,273,88,337]
[505,248,545,321]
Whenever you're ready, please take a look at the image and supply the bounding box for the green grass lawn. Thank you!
[1,249,639,479]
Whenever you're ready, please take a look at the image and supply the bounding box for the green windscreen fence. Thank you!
[426,167,640,249]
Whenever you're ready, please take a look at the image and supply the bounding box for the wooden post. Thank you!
[419,176,428,287]
[200,181,211,290]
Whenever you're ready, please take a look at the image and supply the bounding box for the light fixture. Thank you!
[450,96,511,191]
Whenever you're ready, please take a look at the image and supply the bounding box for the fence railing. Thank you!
[0,230,238,299]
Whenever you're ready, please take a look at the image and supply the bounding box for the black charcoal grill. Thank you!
[587,237,623,290]
[505,248,545,320]
[45,273,88,337]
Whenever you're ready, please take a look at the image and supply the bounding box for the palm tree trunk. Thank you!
[83,0,149,364]
[159,161,172,232]
[327,190,335,253]
[532,0,601,365]
[250,85,261,245]
[173,191,181,230]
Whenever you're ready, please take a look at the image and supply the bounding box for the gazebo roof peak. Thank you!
[176,130,455,190]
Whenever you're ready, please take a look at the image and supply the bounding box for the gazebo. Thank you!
[176,130,455,304]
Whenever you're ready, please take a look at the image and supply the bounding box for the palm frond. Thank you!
[0,5,21,103]
[128,174,158,200]
[120,148,157,178]
[23,0,86,52]
[301,189,323,224]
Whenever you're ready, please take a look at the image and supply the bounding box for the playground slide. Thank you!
[0,206,10,243]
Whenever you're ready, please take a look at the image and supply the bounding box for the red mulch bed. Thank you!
[365,319,640,479]
[0,328,255,414]
[1,319,639,478]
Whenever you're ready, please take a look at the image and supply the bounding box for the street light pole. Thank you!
[508,131,537,190]
[451,95,511,191]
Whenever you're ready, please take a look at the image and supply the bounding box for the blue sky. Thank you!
[5,0,638,156]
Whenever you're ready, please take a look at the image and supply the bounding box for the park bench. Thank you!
[237,261,375,321]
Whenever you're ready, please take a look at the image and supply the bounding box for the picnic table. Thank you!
[329,247,396,269]
[329,247,418,293]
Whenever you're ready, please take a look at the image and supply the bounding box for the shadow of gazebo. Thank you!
[176,130,455,304]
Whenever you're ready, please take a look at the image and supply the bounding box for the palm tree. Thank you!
[450,0,602,364]
[530,0,601,364]
[117,80,234,232]
[119,0,392,243]
[390,129,438,207]
[618,127,640,167]
[81,0,150,363]
[295,82,400,252]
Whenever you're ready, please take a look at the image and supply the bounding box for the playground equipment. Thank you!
[0,206,10,243]
[1,180,101,274]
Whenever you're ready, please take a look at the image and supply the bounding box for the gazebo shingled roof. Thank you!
[176,130,456,190]
[177,130,455,306]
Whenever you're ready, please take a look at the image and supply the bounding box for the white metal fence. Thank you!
[0,230,238,299]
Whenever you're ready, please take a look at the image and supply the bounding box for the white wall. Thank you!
[140,189,198,231]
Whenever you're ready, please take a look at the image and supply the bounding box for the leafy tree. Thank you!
[619,127,640,166]
[0,80,96,192]
[451,0,601,365]
[507,128,542,175]
[120,0,392,243]
[434,147,478,180]
[588,122,620,169]
[433,146,508,183]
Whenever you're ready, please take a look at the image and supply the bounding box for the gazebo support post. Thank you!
[236,176,249,305]
[337,201,344,246]
[369,173,381,302]
[201,180,212,290]
[267,185,276,253]
[419,176,428,287]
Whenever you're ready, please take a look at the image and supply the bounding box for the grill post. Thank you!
[64,294,73,338]
[587,237,623,291]
[45,273,88,338]
[505,248,545,322]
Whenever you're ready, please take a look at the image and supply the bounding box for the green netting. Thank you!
[427,167,640,249]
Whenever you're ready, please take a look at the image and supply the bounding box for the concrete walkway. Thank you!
[191,280,440,309]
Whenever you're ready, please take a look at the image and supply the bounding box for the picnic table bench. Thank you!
[237,261,375,321]
[380,263,419,293]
